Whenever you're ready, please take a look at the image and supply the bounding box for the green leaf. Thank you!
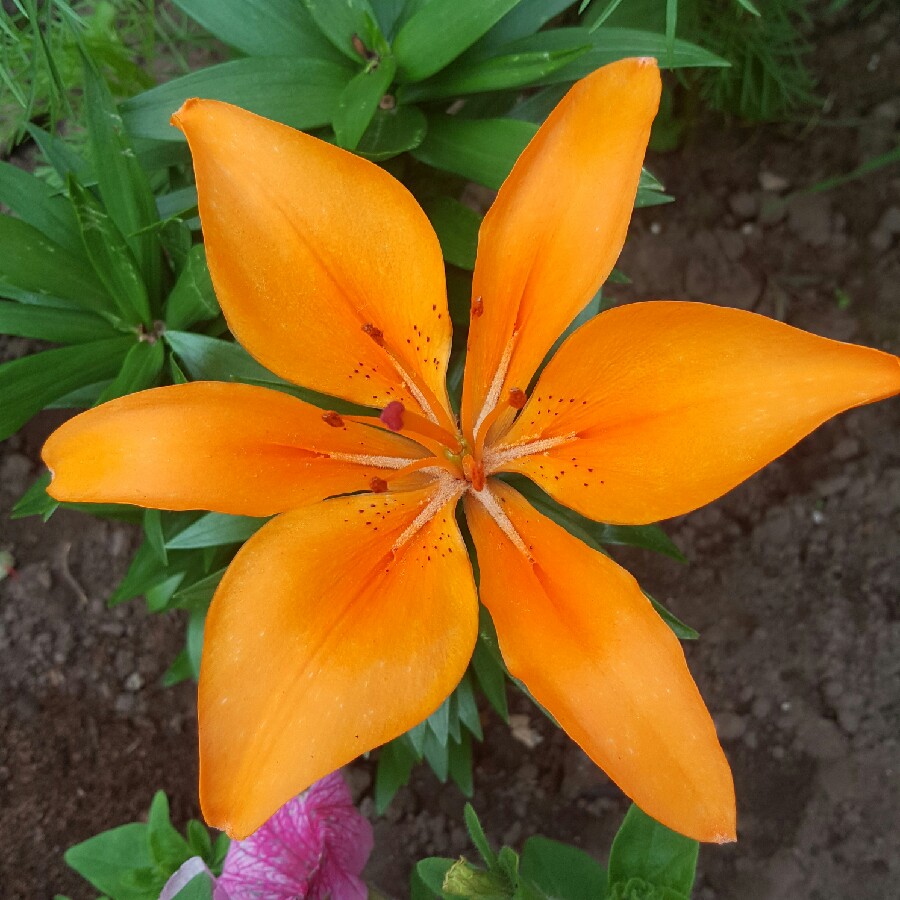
[167,513,267,550]
[0,338,132,441]
[608,805,699,896]
[26,124,93,185]
[164,330,370,414]
[171,874,214,900]
[406,38,590,102]
[186,819,214,862]
[375,736,420,813]
[447,730,474,796]
[356,103,428,161]
[424,197,481,270]
[0,214,112,313]
[520,835,608,900]
[187,607,207,680]
[122,58,354,142]
[11,472,58,521]
[156,185,199,222]
[147,791,192,870]
[302,0,382,61]
[427,695,451,746]
[82,56,162,306]
[0,301,120,344]
[532,28,728,86]
[109,539,168,606]
[455,672,483,740]
[64,823,159,900]
[393,0,521,82]
[163,647,193,687]
[412,116,535,190]
[415,858,456,898]
[645,594,698,642]
[0,160,82,254]
[171,568,227,611]
[165,245,219,331]
[334,55,397,150]
[95,339,165,404]
[144,509,167,566]
[475,0,579,52]
[464,803,497,869]
[68,178,152,327]
[422,726,450,781]
[171,0,343,60]
[471,630,509,722]
[595,523,685,563]
[371,0,407,39]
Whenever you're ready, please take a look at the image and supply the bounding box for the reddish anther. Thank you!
[322,411,344,428]
[461,455,485,492]
[471,296,484,318]
[508,388,527,409]
[361,323,384,346]
[369,477,388,494]
[379,401,405,432]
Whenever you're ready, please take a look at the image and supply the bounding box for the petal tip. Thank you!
[170,97,202,132]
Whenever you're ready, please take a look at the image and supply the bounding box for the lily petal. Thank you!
[461,58,661,441]
[43,382,428,516]
[200,485,477,838]
[492,302,900,524]
[172,99,454,428]
[464,481,735,843]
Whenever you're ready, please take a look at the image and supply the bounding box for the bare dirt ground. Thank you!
[1,6,898,898]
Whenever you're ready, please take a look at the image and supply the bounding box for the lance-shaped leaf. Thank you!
[404,35,591,102]
[69,177,152,327]
[424,197,481,270]
[0,338,132,441]
[412,116,535,190]
[475,0,580,52]
[0,301,120,344]
[82,56,161,306]
[0,160,82,254]
[393,0,522,82]
[356,104,428,161]
[164,245,219,331]
[302,0,382,61]
[333,55,397,150]
[122,57,354,141]
[0,214,112,314]
[172,0,343,60]
[95,339,166,403]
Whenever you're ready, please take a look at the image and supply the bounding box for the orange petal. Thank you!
[43,382,428,516]
[199,485,477,837]
[461,58,661,442]
[172,99,454,430]
[492,302,900,524]
[464,481,735,842]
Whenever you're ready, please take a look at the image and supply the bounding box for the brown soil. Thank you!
[1,6,898,899]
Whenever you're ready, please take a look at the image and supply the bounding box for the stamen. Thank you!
[471,296,484,318]
[362,322,385,346]
[380,401,404,432]
[322,411,345,428]
[474,386,527,457]
[393,473,464,552]
[461,455,485,492]
[472,487,530,558]
[472,331,516,440]
[482,433,577,475]
[369,477,388,493]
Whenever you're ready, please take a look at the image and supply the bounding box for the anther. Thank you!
[369,477,388,493]
[362,323,384,346]
[322,411,344,428]
[508,387,527,410]
[471,296,484,318]
[379,401,405,432]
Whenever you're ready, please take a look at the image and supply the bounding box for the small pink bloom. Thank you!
[217,770,373,899]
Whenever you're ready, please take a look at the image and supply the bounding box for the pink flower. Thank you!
[160,771,372,900]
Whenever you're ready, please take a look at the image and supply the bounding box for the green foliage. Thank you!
[64,790,226,900]
[412,803,698,899]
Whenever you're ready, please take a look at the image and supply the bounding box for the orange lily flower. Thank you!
[42,58,899,844]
